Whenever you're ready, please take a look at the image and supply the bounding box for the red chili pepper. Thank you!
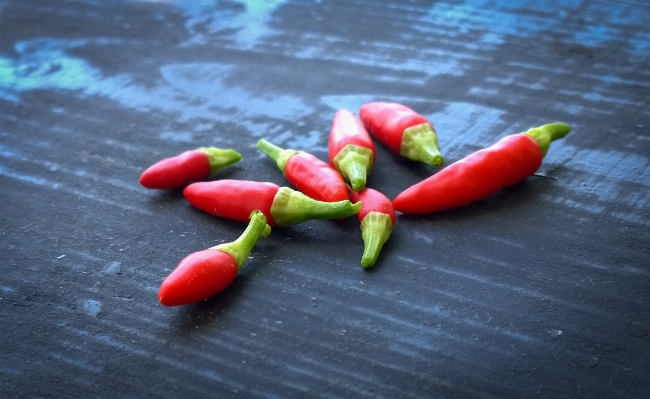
[350,188,396,267]
[328,109,376,192]
[139,147,242,190]
[183,179,361,227]
[359,102,443,167]
[158,210,271,306]
[256,139,349,202]
[392,122,571,214]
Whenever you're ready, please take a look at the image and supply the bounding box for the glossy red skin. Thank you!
[328,109,376,165]
[359,102,432,154]
[183,180,280,226]
[139,150,210,189]
[158,249,237,306]
[393,134,543,214]
[285,153,349,202]
[350,188,396,224]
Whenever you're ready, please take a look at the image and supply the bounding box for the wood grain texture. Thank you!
[1,0,648,398]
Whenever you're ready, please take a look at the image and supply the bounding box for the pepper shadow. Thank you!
[359,231,398,274]
[167,256,265,332]
[141,165,244,206]
[395,176,547,225]
[369,154,439,199]
[142,186,186,206]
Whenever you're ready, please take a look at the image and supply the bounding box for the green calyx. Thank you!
[400,123,444,167]
[197,147,243,177]
[359,212,394,267]
[270,187,362,227]
[256,139,300,174]
[213,210,271,270]
[523,122,572,157]
[333,144,374,192]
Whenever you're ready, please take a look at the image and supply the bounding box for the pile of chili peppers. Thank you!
[140,101,571,307]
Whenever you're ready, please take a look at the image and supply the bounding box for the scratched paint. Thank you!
[83,299,102,317]
[102,261,121,275]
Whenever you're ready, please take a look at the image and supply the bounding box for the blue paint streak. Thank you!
[574,25,617,47]
[176,0,287,48]
[0,144,16,158]
[159,131,193,143]
[0,39,309,126]
[630,32,650,53]
[0,164,62,189]
[1,285,16,293]
[422,0,649,53]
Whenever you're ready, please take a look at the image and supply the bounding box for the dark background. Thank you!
[1,1,649,398]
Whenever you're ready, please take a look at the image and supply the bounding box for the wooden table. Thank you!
[1,1,649,397]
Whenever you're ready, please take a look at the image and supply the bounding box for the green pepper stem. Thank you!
[197,147,243,176]
[523,122,571,157]
[333,144,374,192]
[212,210,270,270]
[270,187,362,227]
[400,123,444,167]
[359,212,393,267]
[256,139,300,174]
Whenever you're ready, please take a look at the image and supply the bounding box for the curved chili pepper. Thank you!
[392,122,571,214]
[350,188,396,268]
[158,210,271,306]
[256,138,349,202]
[183,179,361,227]
[139,147,242,190]
[359,102,443,167]
[328,109,376,192]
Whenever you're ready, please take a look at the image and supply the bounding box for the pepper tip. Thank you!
[350,178,366,192]
[429,154,444,168]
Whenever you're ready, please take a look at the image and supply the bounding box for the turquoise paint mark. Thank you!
[0,39,121,102]
[422,0,647,53]
[176,0,287,48]
[0,39,309,126]
[422,2,559,36]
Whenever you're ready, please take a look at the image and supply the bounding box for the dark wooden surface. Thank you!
[1,1,649,398]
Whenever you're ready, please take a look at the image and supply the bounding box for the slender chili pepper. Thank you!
[392,122,571,214]
[350,188,396,268]
[139,147,242,190]
[256,139,349,202]
[158,210,271,306]
[359,102,443,167]
[183,180,361,227]
[328,109,376,192]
